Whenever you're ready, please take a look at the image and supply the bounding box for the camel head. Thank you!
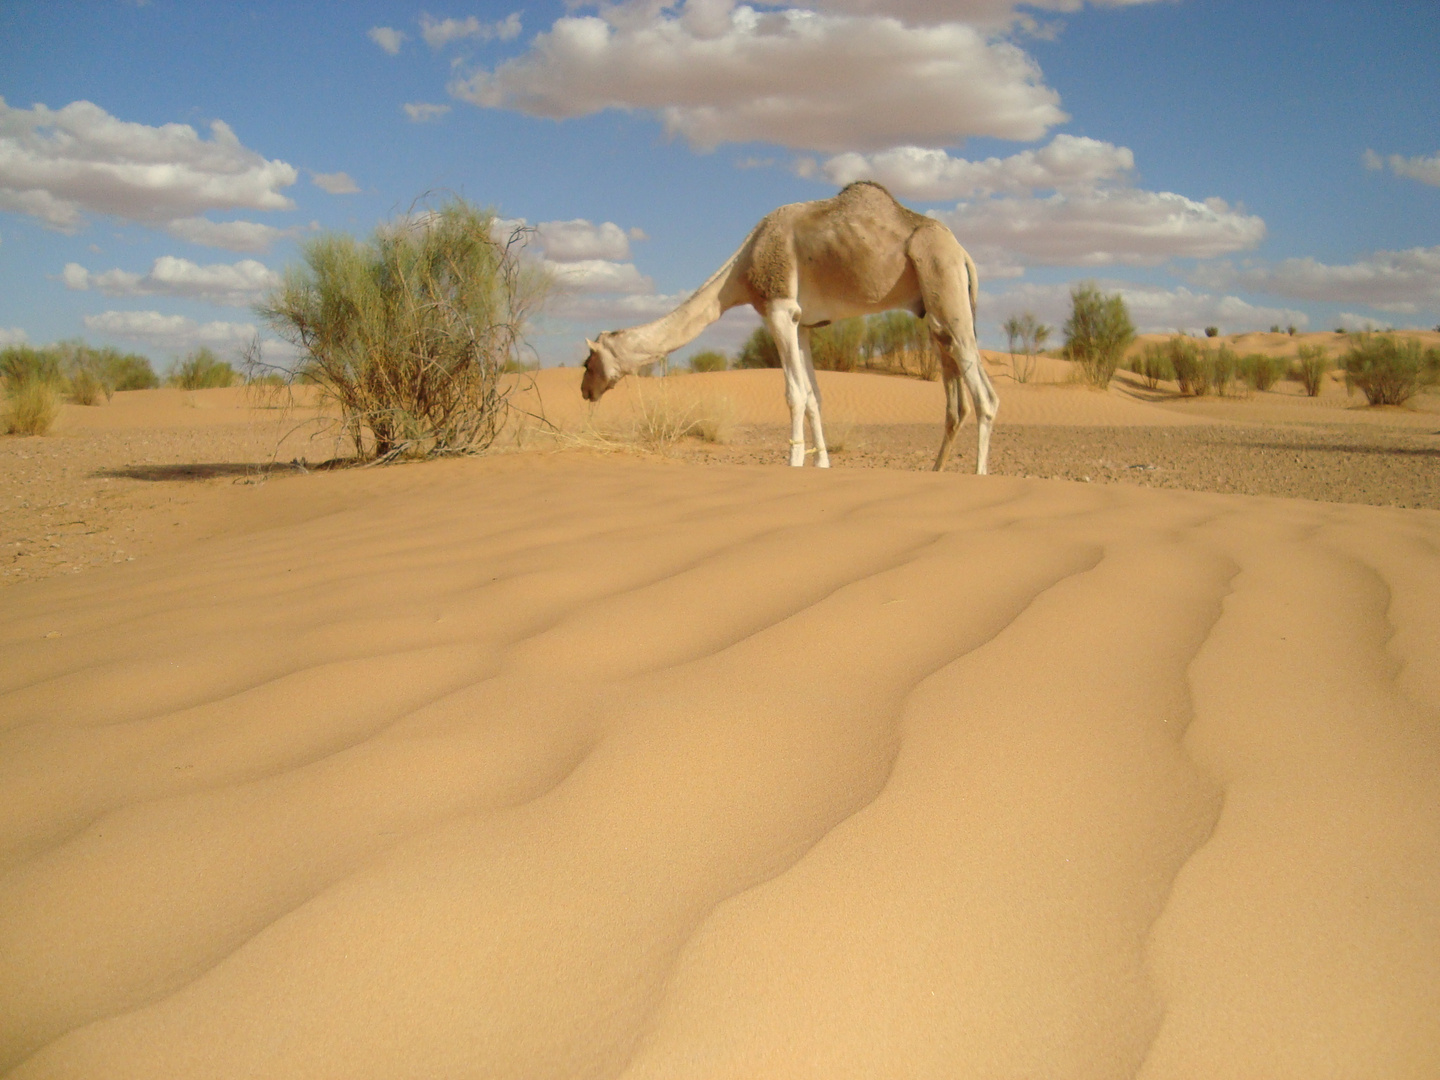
[580,335,622,402]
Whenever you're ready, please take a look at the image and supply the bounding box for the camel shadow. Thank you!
[94,462,282,482]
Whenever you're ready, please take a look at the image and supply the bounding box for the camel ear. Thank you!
[585,338,599,352]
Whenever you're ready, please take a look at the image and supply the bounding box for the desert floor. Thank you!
[1,351,1438,1076]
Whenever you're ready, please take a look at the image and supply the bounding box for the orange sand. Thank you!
[2,452,1437,1077]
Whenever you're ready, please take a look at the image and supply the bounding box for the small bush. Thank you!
[1063,283,1134,388]
[864,310,940,380]
[1207,345,1238,396]
[0,346,63,389]
[1204,325,1218,338]
[1166,335,1205,395]
[1269,325,1280,333]
[693,394,737,444]
[68,368,106,405]
[170,347,237,389]
[736,327,780,369]
[1342,334,1430,406]
[1138,342,1173,390]
[1294,344,1330,397]
[689,350,727,373]
[1287,325,1297,336]
[4,381,61,435]
[810,318,865,372]
[1240,352,1284,392]
[1002,312,1051,384]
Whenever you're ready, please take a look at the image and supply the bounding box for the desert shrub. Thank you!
[1342,334,1431,406]
[1003,312,1051,384]
[693,394,737,443]
[1294,344,1329,396]
[863,310,939,379]
[689,350,727,373]
[736,327,781,369]
[1206,345,1238,396]
[3,380,61,435]
[68,368,106,405]
[810,317,864,372]
[1165,335,1205,395]
[104,351,159,390]
[1063,283,1134,388]
[1287,325,1298,336]
[169,347,237,389]
[1270,325,1280,333]
[1137,342,1173,390]
[1240,352,1285,392]
[258,197,550,461]
[0,346,63,389]
[1204,325,1218,338]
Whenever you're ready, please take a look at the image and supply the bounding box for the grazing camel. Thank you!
[580,181,997,473]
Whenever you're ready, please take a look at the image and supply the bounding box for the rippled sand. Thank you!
[2,455,1436,1077]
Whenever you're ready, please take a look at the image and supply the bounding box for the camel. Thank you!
[580,181,998,473]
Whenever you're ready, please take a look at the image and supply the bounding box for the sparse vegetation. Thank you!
[1208,345,1238,396]
[1341,334,1435,406]
[1294,344,1330,397]
[3,380,61,435]
[1287,325,1298,336]
[1204,326,1219,338]
[1239,352,1285,392]
[1,341,159,427]
[1063,283,1134,388]
[1137,342,1174,390]
[810,318,864,373]
[1003,312,1050,384]
[1270,325,1280,333]
[734,312,942,381]
[736,327,780,369]
[689,350,727,373]
[169,347,238,389]
[258,197,550,462]
[1165,335,1204,396]
[625,384,737,449]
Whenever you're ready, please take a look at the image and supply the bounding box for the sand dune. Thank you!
[2,455,1437,1077]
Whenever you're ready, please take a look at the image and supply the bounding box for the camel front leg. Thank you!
[797,327,830,468]
[764,301,810,467]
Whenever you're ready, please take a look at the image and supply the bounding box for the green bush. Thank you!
[259,197,551,461]
[1002,312,1051,384]
[1137,343,1173,390]
[810,317,864,372]
[1165,335,1204,395]
[3,380,61,435]
[1207,345,1238,396]
[1342,334,1432,406]
[1294,345,1330,397]
[689,350,727,373]
[1240,352,1285,392]
[1204,325,1218,338]
[0,346,63,389]
[735,327,780,369]
[1063,283,1134,388]
[169,347,238,389]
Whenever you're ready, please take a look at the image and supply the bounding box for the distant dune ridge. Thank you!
[1,451,1437,1076]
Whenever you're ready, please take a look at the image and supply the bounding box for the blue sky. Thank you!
[2,0,1437,369]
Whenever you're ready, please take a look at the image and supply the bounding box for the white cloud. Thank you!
[163,216,295,252]
[0,97,297,233]
[544,258,654,293]
[449,3,1067,152]
[368,26,407,54]
[535,218,638,261]
[82,310,259,352]
[420,12,523,49]
[1365,148,1440,188]
[0,326,27,347]
[403,102,452,123]
[983,280,1308,337]
[550,289,692,323]
[310,170,360,194]
[935,188,1266,267]
[62,256,281,307]
[1192,246,1440,312]
[823,134,1133,200]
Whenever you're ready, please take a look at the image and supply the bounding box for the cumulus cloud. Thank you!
[368,26,406,53]
[535,218,641,262]
[544,258,654,294]
[449,3,1067,152]
[62,256,281,307]
[1192,246,1440,312]
[0,326,27,347]
[823,134,1133,200]
[935,188,1266,267]
[403,102,452,123]
[310,170,360,194]
[1364,148,1440,188]
[163,216,296,252]
[82,310,259,351]
[420,12,523,48]
[983,280,1308,337]
[0,97,297,233]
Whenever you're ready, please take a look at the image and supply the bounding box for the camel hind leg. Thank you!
[909,225,997,475]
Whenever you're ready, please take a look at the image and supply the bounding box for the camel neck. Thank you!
[611,254,741,372]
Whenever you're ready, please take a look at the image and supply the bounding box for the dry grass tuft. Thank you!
[4,381,61,435]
